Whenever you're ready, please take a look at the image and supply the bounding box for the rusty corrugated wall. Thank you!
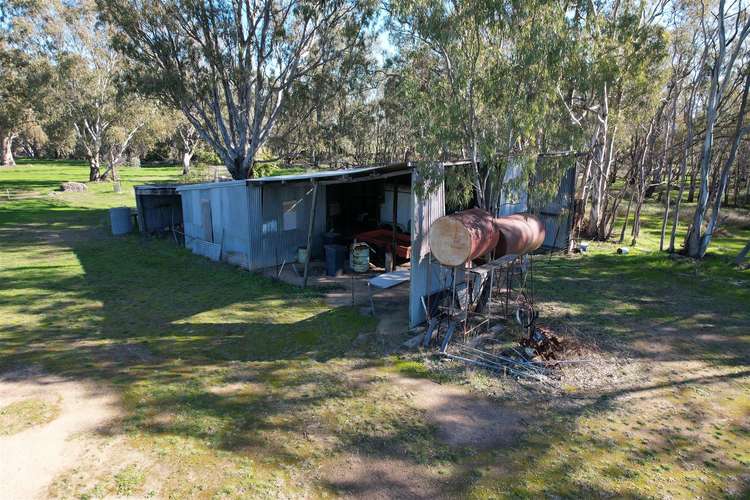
[533,166,577,250]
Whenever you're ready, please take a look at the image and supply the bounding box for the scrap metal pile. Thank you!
[421,208,580,383]
[443,323,578,383]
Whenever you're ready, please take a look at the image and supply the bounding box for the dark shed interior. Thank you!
[134,185,183,236]
[324,174,412,267]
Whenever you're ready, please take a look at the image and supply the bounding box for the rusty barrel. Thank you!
[429,209,545,266]
[428,208,499,267]
[494,213,546,258]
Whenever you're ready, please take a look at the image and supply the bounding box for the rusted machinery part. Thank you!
[429,209,545,266]
[494,213,546,258]
[428,208,500,267]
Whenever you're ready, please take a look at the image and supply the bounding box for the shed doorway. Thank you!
[324,174,412,272]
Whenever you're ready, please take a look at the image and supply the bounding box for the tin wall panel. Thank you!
[410,167,450,327]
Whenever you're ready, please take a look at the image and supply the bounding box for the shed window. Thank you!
[282,200,297,231]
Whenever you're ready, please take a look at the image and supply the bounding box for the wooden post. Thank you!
[302,181,319,288]
[134,191,145,233]
[390,182,398,271]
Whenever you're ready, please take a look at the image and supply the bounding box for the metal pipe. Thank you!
[302,181,319,287]
[391,181,398,272]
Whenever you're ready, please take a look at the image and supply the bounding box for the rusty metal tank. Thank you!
[428,208,500,267]
[428,209,545,266]
[494,213,546,258]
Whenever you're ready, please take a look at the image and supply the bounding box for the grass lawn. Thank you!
[1,160,749,499]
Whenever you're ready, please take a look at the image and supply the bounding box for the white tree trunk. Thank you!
[686,61,721,257]
[89,154,102,181]
[686,0,750,257]
[660,98,678,251]
[1,132,16,167]
[696,72,750,257]
[182,151,193,175]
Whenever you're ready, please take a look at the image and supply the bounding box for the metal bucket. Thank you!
[350,242,370,273]
[109,207,133,235]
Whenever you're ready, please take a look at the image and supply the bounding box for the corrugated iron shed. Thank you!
[174,160,573,328]
[134,184,183,235]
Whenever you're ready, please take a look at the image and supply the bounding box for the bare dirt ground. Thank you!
[395,375,525,449]
[322,453,450,500]
[321,366,527,499]
[0,368,120,499]
[0,337,523,500]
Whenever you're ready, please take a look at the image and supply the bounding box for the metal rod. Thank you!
[442,352,549,382]
[505,264,511,317]
[488,265,494,331]
[302,181,319,288]
[454,344,546,374]
[537,359,598,365]
[450,266,457,317]
[391,181,398,272]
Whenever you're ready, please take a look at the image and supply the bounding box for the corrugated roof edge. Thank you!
[173,160,474,191]
[175,179,247,192]
[135,184,182,189]
[246,162,413,184]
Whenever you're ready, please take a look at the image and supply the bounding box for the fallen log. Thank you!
[60,181,87,192]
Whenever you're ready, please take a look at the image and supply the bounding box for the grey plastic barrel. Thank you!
[110,207,133,235]
[324,244,346,277]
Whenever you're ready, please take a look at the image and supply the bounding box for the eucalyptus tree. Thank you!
[264,39,377,167]
[7,0,157,180]
[55,46,151,180]
[170,114,200,174]
[177,123,200,174]
[685,0,750,258]
[98,0,377,180]
[0,49,50,166]
[386,0,578,213]
[668,18,709,253]
[0,1,53,166]
[562,0,669,241]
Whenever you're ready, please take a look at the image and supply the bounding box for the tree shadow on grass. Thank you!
[534,251,750,367]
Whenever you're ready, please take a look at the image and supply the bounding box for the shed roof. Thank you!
[175,179,247,192]
[246,162,413,185]
[174,160,474,192]
[134,184,182,195]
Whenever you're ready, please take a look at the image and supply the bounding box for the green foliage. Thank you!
[98,0,378,179]
[385,0,671,212]
[0,45,53,158]
[192,144,220,166]
[570,2,669,131]
[444,164,475,212]
[253,162,281,178]
[387,0,578,210]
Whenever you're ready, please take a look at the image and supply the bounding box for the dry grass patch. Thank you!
[0,397,61,436]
